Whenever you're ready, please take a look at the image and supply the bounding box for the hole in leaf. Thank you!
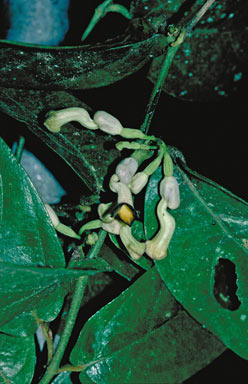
[213,258,241,311]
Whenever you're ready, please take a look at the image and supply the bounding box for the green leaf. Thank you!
[144,149,248,359]
[0,34,164,90]
[0,263,112,328]
[50,372,73,383]
[0,333,35,384]
[0,138,112,334]
[71,268,225,383]
[0,89,119,193]
[99,243,141,281]
[148,0,248,100]
[108,232,153,271]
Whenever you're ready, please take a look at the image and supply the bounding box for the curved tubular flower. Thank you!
[130,172,149,195]
[93,110,123,135]
[159,176,180,209]
[101,219,121,235]
[115,157,139,184]
[146,199,175,260]
[44,107,98,132]
[109,174,133,206]
[93,110,156,140]
[130,144,164,194]
[119,225,145,260]
[98,202,114,223]
[45,204,81,239]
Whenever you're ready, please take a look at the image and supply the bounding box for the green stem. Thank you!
[39,230,107,384]
[141,45,180,135]
[15,136,25,163]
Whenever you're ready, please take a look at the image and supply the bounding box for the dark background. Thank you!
[0,0,247,382]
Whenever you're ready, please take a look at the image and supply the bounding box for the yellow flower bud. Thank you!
[159,176,180,209]
[146,199,175,260]
[119,225,145,260]
[44,107,98,132]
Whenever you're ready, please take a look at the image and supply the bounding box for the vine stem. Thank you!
[185,0,216,37]
[141,0,216,135]
[141,45,180,135]
[39,230,107,384]
[14,135,25,163]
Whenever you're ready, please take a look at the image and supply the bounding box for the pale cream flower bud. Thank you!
[146,199,175,260]
[159,176,180,209]
[130,172,149,194]
[45,203,81,239]
[101,219,121,235]
[119,225,145,260]
[98,203,114,223]
[45,203,60,227]
[44,107,98,132]
[115,157,138,184]
[93,111,123,135]
[109,174,133,206]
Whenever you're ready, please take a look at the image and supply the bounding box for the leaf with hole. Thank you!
[71,268,225,383]
[144,148,248,359]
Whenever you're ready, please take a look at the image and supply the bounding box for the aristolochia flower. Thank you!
[44,107,98,132]
[109,174,133,206]
[159,176,180,209]
[145,199,175,260]
[115,157,139,184]
[130,144,164,194]
[119,225,145,260]
[93,110,156,140]
[45,204,81,239]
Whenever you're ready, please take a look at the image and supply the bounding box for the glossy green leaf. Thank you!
[50,372,73,383]
[71,268,225,383]
[99,243,141,281]
[0,263,112,332]
[148,0,248,100]
[0,333,35,384]
[0,138,112,334]
[0,89,119,193]
[0,34,164,90]
[0,137,65,268]
[144,148,248,359]
[108,231,153,271]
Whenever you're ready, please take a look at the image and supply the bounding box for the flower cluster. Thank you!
[44,108,180,261]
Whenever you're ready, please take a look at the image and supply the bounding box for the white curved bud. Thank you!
[93,111,123,135]
[130,172,149,194]
[159,176,180,209]
[146,199,175,260]
[44,107,98,132]
[101,219,121,235]
[45,203,60,228]
[109,174,133,206]
[119,225,145,260]
[115,157,138,184]
[98,203,114,223]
